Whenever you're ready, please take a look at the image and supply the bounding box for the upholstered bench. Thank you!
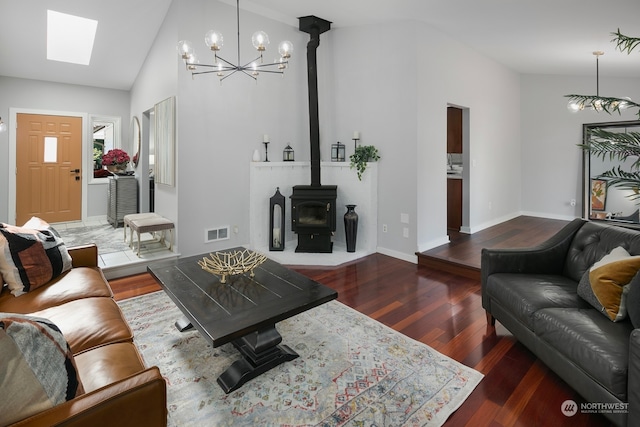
[123,213,174,256]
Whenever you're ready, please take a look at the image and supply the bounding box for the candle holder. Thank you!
[352,137,360,152]
[263,141,270,162]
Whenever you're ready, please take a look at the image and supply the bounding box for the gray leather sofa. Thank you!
[481,218,640,427]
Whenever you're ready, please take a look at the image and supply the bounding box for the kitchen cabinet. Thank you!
[447,107,462,153]
[447,178,462,231]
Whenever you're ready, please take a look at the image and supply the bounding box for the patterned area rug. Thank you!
[118,291,483,427]
[57,225,130,255]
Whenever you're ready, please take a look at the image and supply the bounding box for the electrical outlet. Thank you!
[233,225,239,234]
[382,224,388,233]
[403,227,409,238]
[401,213,409,224]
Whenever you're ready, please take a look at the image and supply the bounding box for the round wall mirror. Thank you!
[131,116,141,168]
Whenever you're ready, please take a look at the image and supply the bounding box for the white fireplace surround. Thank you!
[249,162,378,265]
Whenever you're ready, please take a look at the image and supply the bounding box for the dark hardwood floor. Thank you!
[417,215,573,279]
[109,216,613,427]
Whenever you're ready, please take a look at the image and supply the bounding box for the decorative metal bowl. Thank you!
[198,249,267,283]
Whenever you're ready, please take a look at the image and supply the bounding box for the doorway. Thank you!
[446,105,470,236]
[15,113,83,224]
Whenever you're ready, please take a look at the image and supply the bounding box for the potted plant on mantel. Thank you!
[566,30,640,196]
[350,145,380,181]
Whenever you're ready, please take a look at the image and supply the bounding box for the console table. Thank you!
[107,175,137,228]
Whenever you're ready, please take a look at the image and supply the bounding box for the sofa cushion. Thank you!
[485,273,589,330]
[0,220,72,296]
[74,342,146,393]
[534,308,632,401]
[0,267,112,314]
[32,297,134,355]
[564,221,640,282]
[577,246,640,322]
[0,313,84,425]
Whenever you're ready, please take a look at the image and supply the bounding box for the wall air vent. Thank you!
[205,226,229,243]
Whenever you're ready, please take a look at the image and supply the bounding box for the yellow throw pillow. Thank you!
[588,246,640,321]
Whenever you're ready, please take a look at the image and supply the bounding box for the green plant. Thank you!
[581,128,640,202]
[350,145,380,181]
[566,30,640,200]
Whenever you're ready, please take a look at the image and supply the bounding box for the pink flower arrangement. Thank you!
[102,149,130,166]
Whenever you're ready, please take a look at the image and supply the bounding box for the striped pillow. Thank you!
[0,313,84,425]
[0,218,72,296]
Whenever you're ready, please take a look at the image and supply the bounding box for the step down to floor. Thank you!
[416,252,480,280]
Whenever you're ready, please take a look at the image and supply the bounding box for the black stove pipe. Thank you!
[299,16,331,187]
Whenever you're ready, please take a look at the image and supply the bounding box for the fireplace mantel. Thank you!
[249,162,378,265]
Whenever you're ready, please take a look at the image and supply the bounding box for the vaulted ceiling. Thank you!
[1,0,639,91]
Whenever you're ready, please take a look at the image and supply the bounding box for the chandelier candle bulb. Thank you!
[177,40,193,59]
[205,31,223,51]
[278,41,293,58]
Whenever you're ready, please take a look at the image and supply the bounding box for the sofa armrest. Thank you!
[68,244,99,268]
[481,218,586,321]
[11,367,167,427]
[629,329,640,421]
[481,218,586,284]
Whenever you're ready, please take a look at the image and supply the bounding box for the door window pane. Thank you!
[44,137,57,163]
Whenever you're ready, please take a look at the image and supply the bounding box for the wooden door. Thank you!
[16,114,82,224]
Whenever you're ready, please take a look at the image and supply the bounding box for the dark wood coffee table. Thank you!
[147,247,337,393]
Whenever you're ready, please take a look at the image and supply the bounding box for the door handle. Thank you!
[70,169,80,174]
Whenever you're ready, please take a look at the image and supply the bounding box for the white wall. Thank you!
[325,21,522,257]
[327,23,419,260]
[157,0,308,256]
[0,76,130,223]
[415,24,523,250]
[520,74,640,220]
[129,0,179,241]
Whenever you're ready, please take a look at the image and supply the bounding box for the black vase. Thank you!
[344,205,358,253]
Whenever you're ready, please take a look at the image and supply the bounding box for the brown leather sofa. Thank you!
[1,244,167,427]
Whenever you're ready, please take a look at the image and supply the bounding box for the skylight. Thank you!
[47,10,98,66]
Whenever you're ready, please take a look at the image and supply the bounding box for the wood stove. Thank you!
[291,185,337,252]
[290,16,336,253]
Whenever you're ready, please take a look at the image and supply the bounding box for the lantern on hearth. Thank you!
[269,187,285,251]
[283,144,294,161]
[331,141,345,162]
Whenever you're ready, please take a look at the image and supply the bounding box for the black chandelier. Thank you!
[177,0,293,82]
[567,51,631,112]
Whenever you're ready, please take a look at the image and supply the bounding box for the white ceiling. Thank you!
[1,0,639,91]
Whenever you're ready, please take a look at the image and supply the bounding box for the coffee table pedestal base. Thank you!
[217,326,298,393]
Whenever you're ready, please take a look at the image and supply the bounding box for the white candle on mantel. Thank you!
[263,134,270,142]
[353,131,360,139]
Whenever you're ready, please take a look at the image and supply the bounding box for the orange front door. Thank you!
[16,114,83,224]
